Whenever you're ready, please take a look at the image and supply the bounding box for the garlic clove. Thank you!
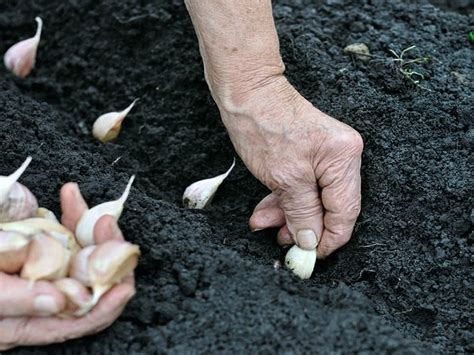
[92,99,138,143]
[35,207,59,222]
[76,240,139,315]
[284,245,317,279]
[21,233,71,282]
[0,231,30,273]
[69,245,95,287]
[4,17,43,78]
[0,156,38,223]
[75,175,135,247]
[183,159,235,209]
[53,278,92,316]
[0,217,79,252]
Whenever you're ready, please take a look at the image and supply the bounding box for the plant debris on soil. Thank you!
[1,0,472,353]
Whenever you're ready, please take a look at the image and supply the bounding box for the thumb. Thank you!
[0,273,66,317]
[278,185,324,250]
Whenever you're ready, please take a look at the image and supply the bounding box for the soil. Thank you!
[0,0,472,353]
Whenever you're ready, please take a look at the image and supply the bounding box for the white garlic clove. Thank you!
[183,159,235,209]
[21,233,71,282]
[35,207,59,222]
[92,99,138,143]
[0,217,79,252]
[53,278,92,317]
[75,175,135,247]
[285,245,317,279]
[0,231,30,274]
[4,17,43,78]
[69,245,96,287]
[0,157,38,223]
[88,240,139,306]
[74,240,139,315]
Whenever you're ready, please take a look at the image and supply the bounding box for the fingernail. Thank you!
[251,228,264,232]
[34,295,60,315]
[296,229,318,249]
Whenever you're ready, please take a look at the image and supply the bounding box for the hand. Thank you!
[0,183,135,350]
[219,77,363,257]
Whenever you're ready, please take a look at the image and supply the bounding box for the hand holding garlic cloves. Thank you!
[0,181,136,351]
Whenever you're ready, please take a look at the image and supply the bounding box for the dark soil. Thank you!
[1,0,472,353]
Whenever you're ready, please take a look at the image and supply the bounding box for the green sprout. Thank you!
[389,45,432,91]
[469,32,474,44]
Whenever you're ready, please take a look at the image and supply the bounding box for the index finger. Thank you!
[318,157,362,258]
[60,183,89,232]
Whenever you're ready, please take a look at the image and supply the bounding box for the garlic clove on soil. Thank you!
[0,231,30,274]
[21,233,71,282]
[182,159,235,209]
[69,245,96,287]
[75,175,135,247]
[0,156,39,223]
[4,17,43,78]
[0,217,79,252]
[92,99,138,143]
[53,278,92,316]
[35,207,59,222]
[285,245,317,279]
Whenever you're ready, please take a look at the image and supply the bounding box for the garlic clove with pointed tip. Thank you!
[53,278,92,316]
[4,17,43,78]
[0,157,38,223]
[0,217,79,252]
[183,159,235,209]
[92,99,138,143]
[0,231,30,273]
[87,240,139,307]
[21,233,71,282]
[284,245,317,279]
[35,207,59,222]
[69,245,95,287]
[75,175,135,247]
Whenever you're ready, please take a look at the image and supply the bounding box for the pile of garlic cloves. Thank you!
[0,157,140,317]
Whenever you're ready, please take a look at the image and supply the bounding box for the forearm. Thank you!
[184,0,287,110]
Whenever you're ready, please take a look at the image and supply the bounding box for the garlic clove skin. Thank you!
[285,245,317,279]
[75,175,135,247]
[69,245,95,287]
[0,157,38,223]
[4,17,43,78]
[0,217,79,252]
[92,99,138,143]
[53,278,92,316]
[183,159,235,209]
[35,207,59,222]
[88,240,139,307]
[0,231,30,273]
[21,233,71,282]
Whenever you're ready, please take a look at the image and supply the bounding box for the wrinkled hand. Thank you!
[0,183,135,350]
[220,78,363,257]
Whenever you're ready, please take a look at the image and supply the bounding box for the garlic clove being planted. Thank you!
[75,175,135,247]
[53,278,92,316]
[183,159,235,209]
[88,240,140,306]
[0,231,30,274]
[285,245,317,279]
[69,245,96,287]
[0,156,38,223]
[0,217,79,252]
[4,17,43,78]
[92,99,138,143]
[21,233,71,282]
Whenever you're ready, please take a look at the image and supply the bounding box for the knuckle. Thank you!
[329,129,364,156]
